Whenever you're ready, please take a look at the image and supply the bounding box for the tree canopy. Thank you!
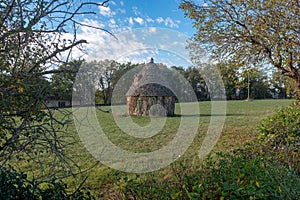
[180,0,300,102]
[0,0,110,193]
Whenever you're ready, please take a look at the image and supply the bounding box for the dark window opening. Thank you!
[58,101,66,108]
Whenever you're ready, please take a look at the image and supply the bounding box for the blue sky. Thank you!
[95,0,196,35]
[66,0,207,67]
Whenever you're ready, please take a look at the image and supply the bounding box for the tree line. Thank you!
[49,60,296,104]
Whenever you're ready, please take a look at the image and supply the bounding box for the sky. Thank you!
[95,0,196,35]
[69,0,206,67]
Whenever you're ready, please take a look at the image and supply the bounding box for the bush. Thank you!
[0,168,34,200]
[257,104,300,171]
[258,104,299,146]
[0,168,94,200]
[191,154,300,199]
[120,153,300,199]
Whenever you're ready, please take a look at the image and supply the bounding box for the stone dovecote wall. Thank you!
[126,59,176,117]
[127,96,175,116]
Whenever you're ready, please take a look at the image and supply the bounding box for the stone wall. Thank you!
[127,96,175,116]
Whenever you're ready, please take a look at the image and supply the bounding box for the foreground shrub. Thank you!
[120,153,299,199]
[0,168,94,200]
[258,103,300,172]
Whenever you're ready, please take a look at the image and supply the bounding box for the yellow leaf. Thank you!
[278,186,282,193]
[255,181,260,188]
[18,87,24,92]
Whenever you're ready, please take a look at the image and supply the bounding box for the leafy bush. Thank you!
[120,153,299,199]
[191,154,299,199]
[0,168,34,200]
[0,168,94,200]
[258,104,299,146]
[258,104,300,171]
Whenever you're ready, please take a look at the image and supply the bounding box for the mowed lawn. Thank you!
[16,99,294,197]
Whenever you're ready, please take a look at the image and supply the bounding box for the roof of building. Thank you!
[126,58,175,97]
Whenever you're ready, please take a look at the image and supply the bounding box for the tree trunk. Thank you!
[296,81,300,105]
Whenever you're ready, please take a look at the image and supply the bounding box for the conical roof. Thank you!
[126,59,175,97]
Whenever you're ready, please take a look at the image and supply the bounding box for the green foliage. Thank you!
[258,104,300,171]
[180,0,300,101]
[51,60,84,100]
[0,168,95,200]
[194,154,299,199]
[0,0,109,198]
[0,168,34,200]
[258,104,300,146]
[119,154,299,199]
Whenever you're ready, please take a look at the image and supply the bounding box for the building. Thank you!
[46,96,82,108]
[126,58,175,116]
[46,98,71,108]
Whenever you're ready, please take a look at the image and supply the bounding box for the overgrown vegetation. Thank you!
[119,154,299,199]
[0,168,94,200]
[0,0,111,198]
[258,103,300,173]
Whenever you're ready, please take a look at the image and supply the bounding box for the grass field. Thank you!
[15,99,295,198]
[59,99,293,197]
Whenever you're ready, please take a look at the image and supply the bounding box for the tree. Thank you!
[180,0,300,103]
[96,60,119,105]
[173,66,211,101]
[270,70,297,99]
[216,63,239,100]
[0,0,111,195]
[238,68,272,99]
[51,59,84,100]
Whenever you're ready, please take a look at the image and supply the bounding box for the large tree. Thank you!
[180,0,300,103]
[51,59,84,100]
[0,0,110,195]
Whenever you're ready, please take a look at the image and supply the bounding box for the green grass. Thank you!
[11,99,294,198]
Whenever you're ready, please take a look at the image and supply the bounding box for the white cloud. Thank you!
[109,19,116,25]
[118,8,126,14]
[156,17,164,23]
[120,1,124,6]
[98,5,116,17]
[109,19,118,29]
[155,17,180,28]
[60,18,188,65]
[164,17,179,28]
[134,17,144,25]
[128,17,134,26]
[146,17,154,23]
[132,7,141,15]
[80,19,106,34]
[149,27,157,33]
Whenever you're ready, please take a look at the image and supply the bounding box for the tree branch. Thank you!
[28,39,87,73]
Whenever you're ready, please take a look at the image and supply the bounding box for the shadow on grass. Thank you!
[173,113,245,117]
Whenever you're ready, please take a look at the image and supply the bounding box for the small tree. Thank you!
[0,0,111,194]
[180,0,300,103]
